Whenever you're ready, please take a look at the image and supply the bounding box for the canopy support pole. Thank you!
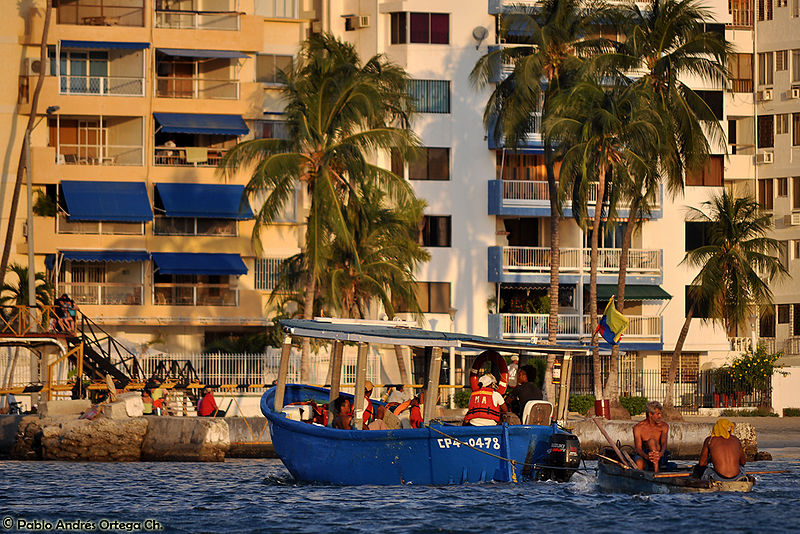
[353,342,369,429]
[273,335,292,412]
[556,352,574,422]
[328,341,344,402]
[423,346,442,424]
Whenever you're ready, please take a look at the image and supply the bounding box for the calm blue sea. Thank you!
[1,457,799,534]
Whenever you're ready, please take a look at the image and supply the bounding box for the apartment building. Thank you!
[3,0,313,352]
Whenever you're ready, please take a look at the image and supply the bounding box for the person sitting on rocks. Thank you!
[693,418,747,481]
[141,389,154,415]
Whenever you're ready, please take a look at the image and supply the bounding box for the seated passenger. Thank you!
[693,418,747,481]
[463,375,508,426]
[633,401,669,472]
[392,390,424,428]
[362,380,375,430]
[506,365,544,420]
[368,405,389,430]
[332,395,353,430]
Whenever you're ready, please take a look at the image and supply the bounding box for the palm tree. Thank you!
[220,34,419,382]
[470,0,610,400]
[547,79,659,399]
[664,192,788,410]
[0,263,53,331]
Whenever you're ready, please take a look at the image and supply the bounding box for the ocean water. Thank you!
[1,457,799,534]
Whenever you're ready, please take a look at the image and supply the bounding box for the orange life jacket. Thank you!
[464,387,501,424]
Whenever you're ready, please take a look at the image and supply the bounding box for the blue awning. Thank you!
[61,251,150,263]
[61,181,153,222]
[152,253,247,275]
[158,48,249,59]
[61,40,150,50]
[153,113,249,136]
[155,183,253,219]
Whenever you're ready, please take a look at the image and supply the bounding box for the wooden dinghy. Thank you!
[597,458,756,494]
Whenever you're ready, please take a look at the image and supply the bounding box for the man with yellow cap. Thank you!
[694,418,747,481]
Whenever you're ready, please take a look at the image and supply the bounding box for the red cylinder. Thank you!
[594,399,610,419]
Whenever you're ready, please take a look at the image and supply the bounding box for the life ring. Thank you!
[469,350,510,394]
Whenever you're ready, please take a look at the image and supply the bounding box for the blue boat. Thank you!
[262,319,584,486]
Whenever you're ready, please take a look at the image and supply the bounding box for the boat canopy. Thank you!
[279,318,586,353]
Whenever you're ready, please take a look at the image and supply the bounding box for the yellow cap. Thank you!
[365,380,374,391]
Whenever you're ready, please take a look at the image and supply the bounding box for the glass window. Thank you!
[390,12,407,44]
[254,257,285,290]
[393,12,449,44]
[778,177,788,196]
[420,215,451,247]
[409,79,450,113]
[685,155,723,186]
[794,176,800,209]
[408,148,450,180]
[793,50,800,81]
[398,282,450,313]
[777,114,790,135]
[777,50,788,71]
[778,304,790,323]
[694,90,723,120]
[685,221,712,251]
[758,52,774,85]
[729,53,753,92]
[759,179,774,210]
[758,115,774,148]
[254,0,297,18]
[256,54,293,84]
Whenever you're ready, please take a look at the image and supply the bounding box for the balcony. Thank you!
[488,180,662,217]
[154,283,239,306]
[156,77,239,100]
[55,0,144,27]
[488,313,662,346]
[488,246,663,284]
[61,283,143,306]
[154,0,240,30]
[59,75,144,96]
[51,116,145,166]
[153,146,228,167]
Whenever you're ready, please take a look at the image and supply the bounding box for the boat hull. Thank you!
[597,461,755,494]
[261,385,572,485]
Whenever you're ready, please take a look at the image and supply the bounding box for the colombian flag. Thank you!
[595,296,630,345]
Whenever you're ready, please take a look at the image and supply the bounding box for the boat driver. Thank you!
[463,375,508,426]
[633,400,669,472]
[693,418,747,481]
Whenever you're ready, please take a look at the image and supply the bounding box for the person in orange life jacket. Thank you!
[361,380,375,429]
[198,387,226,417]
[464,375,507,426]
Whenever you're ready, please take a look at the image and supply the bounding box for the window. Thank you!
[411,148,449,180]
[660,352,699,383]
[685,221,712,251]
[758,52,774,85]
[254,0,297,18]
[695,90,723,120]
[390,12,449,44]
[729,53,753,92]
[586,223,628,249]
[59,261,144,306]
[256,54,292,84]
[685,286,709,318]
[779,304,790,323]
[758,0,774,19]
[778,177,789,196]
[254,257,285,290]
[731,0,754,24]
[794,240,800,259]
[685,155,723,186]
[794,304,800,335]
[758,115,774,148]
[777,50,788,71]
[153,217,237,236]
[253,119,289,140]
[410,79,450,113]
[794,50,800,81]
[496,153,549,181]
[794,0,800,16]
[794,114,800,145]
[759,178,774,209]
[420,215,451,247]
[795,177,800,209]
[777,114,790,135]
[778,0,788,7]
[396,282,451,313]
[153,273,237,306]
[760,309,776,337]
[49,49,109,94]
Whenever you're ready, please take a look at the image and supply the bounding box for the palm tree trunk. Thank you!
[394,345,409,384]
[300,269,316,383]
[604,206,637,403]
[590,162,607,399]
[545,139,560,402]
[665,307,693,407]
[0,3,52,287]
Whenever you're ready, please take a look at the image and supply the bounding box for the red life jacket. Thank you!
[464,388,501,424]
[363,397,374,424]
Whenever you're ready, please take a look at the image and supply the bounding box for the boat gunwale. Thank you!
[597,458,756,493]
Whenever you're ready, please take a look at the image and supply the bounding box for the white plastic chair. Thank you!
[522,400,553,425]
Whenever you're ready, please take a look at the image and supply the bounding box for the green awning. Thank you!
[596,284,672,301]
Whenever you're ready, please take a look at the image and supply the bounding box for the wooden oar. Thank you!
[593,416,638,469]
[598,453,629,469]
[655,469,787,478]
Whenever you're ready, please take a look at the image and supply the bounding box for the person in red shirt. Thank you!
[409,390,424,429]
[198,387,226,417]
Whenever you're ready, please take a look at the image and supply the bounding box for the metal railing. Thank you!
[0,305,58,337]
[500,246,662,275]
[57,144,144,166]
[153,146,228,167]
[56,1,145,26]
[59,283,144,306]
[156,77,240,100]
[500,180,661,208]
[59,76,144,96]
[153,284,239,306]
[154,10,240,30]
[500,313,661,339]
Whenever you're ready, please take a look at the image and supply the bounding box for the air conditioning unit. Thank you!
[785,213,800,225]
[761,88,774,101]
[358,15,371,28]
[792,87,800,99]
[24,57,42,77]
[756,151,774,164]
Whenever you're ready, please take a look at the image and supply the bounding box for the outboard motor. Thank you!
[538,432,581,482]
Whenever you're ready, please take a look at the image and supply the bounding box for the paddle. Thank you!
[654,470,787,478]
[593,417,638,469]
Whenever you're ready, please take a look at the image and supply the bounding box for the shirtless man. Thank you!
[695,418,747,480]
[332,396,353,430]
[633,400,669,472]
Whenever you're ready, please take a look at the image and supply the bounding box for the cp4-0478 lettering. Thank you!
[437,437,500,450]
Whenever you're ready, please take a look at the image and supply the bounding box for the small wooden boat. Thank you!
[597,458,756,494]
